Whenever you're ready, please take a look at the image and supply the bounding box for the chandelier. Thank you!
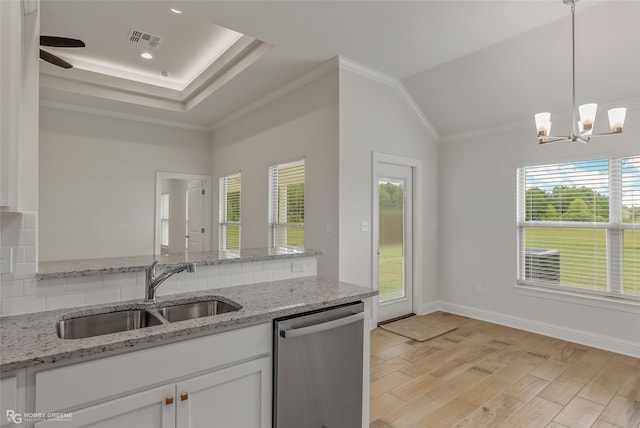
[534,0,627,144]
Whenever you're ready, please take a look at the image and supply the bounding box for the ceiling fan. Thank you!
[40,36,85,69]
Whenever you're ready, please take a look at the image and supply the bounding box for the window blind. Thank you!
[268,159,305,249]
[160,193,170,247]
[219,173,241,251]
[517,156,639,299]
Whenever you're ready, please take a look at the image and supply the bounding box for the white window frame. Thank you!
[268,159,305,250]
[219,173,241,252]
[160,192,170,249]
[517,155,639,302]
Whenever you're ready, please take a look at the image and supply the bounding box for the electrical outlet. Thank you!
[291,261,305,273]
[476,284,484,294]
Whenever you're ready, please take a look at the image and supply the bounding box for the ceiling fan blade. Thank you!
[40,49,73,69]
[40,36,85,48]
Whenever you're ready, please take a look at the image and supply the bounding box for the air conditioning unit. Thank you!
[524,248,560,284]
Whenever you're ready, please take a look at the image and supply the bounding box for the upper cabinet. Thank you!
[0,0,22,211]
[0,0,39,213]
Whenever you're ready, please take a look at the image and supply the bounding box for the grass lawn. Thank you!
[379,244,404,302]
[525,227,639,295]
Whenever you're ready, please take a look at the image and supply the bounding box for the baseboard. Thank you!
[432,301,640,358]
[416,301,440,315]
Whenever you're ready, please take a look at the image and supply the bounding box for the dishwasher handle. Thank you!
[280,312,364,339]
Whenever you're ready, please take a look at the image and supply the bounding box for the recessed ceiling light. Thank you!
[170,8,182,14]
[140,52,153,60]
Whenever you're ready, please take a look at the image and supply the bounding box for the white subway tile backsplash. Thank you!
[46,292,84,310]
[23,246,37,263]
[102,272,137,289]
[180,277,206,293]
[17,229,36,246]
[120,285,144,301]
[1,296,45,316]
[0,280,24,298]
[155,277,181,297]
[241,261,263,272]
[21,212,37,229]
[230,272,253,286]
[0,256,317,315]
[12,262,37,279]
[206,275,230,290]
[27,278,65,296]
[218,263,242,275]
[194,265,218,278]
[272,269,292,281]
[252,270,272,284]
[84,287,120,305]
[66,276,102,292]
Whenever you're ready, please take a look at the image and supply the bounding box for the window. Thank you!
[268,159,305,249]
[517,155,639,300]
[160,193,170,247]
[219,173,241,251]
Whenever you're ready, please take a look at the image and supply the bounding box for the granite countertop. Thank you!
[0,277,376,373]
[37,248,323,280]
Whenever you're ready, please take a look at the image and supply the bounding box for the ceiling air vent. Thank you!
[127,29,162,49]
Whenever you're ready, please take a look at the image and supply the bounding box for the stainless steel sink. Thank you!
[56,309,164,340]
[56,298,242,339]
[156,299,240,323]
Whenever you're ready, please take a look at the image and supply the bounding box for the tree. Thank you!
[564,198,594,222]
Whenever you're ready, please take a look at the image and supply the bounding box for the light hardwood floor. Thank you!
[369,312,640,428]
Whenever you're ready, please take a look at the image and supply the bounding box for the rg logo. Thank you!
[6,410,22,424]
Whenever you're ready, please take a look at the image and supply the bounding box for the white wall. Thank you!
[438,105,640,355]
[211,69,339,280]
[338,65,440,312]
[39,107,211,261]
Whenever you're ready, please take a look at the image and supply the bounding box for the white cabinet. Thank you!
[1,371,26,428]
[176,357,271,428]
[0,0,22,211]
[35,384,175,428]
[35,357,271,428]
[33,324,272,428]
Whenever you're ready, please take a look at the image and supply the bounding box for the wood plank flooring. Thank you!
[370,312,640,428]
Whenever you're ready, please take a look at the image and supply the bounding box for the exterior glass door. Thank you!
[376,163,413,322]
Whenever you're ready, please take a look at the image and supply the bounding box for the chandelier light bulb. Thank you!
[578,103,597,131]
[535,112,551,137]
[607,108,627,133]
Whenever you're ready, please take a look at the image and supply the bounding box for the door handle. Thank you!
[280,312,364,339]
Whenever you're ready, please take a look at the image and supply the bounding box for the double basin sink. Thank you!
[56,298,241,340]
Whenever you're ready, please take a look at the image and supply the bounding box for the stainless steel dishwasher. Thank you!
[273,301,365,428]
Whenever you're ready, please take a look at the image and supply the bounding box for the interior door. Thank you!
[376,163,413,323]
[186,182,204,252]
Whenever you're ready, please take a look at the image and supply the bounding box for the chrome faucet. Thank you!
[145,261,196,302]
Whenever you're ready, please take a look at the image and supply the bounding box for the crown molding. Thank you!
[439,97,640,143]
[40,100,211,133]
[338,57,440,142]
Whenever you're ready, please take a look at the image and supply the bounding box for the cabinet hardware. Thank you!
[165,396,174,405]
[181,392,189,401]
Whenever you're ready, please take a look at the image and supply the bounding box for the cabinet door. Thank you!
[176,356,271,428]
[1,376,21,428]
[35,384,175,428]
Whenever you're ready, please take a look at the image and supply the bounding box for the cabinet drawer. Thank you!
[36,323,270,413]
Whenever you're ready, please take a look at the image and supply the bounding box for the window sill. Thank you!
[514,283,640,314]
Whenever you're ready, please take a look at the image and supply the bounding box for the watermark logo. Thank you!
[6,410,21,424]
[6,410,73,424]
